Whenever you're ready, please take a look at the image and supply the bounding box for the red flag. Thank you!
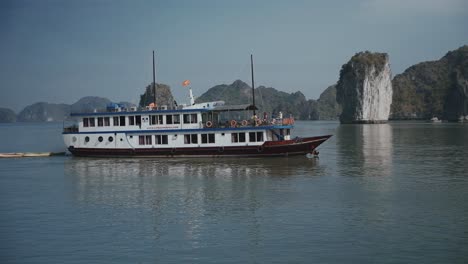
[182,80,190,87]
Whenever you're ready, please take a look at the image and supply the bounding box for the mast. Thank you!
[153,50,156,108]
[251,54,256,116]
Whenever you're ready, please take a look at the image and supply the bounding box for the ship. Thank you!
[62,52,332,157]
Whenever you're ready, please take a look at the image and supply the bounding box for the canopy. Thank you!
[211,104,258,112]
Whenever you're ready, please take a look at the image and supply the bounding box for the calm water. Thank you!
[1,121,467,263]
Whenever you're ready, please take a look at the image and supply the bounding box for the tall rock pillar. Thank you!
[336,52,393,124]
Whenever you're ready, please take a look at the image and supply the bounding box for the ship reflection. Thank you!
[64,156,327,245]
[336,123,393,177]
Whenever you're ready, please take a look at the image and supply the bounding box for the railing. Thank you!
[201,117,295,129]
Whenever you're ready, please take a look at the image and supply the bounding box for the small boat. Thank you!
[62,52,332,157]
[0,152,65,158]
[0,153,25,158]
[430,117,442,123]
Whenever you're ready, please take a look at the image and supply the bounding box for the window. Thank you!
[85,136,90,143]
[173,114,180,124]
[98,117,103,127]
[119,116,126,126]
[98,136,103,142]
[129,116,135,126]
[145,135,152,145]
[150,115,163,125]
[184,134,198,144]
[249,132,264,142]
[231,132,246,143]
[83,118,89,127]
[139,135,153,145]
[155,135,168,145]
[104,117,110,126]
[108,136,113,142]
[113,116,119,126]
[136,116,141,126]
[166,115,173,124]
[89,118,95,127]
[183,114,198,124]
[201,133,215,144]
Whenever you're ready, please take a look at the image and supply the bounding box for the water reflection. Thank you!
[336,124,393,177]
[64,157,327,243]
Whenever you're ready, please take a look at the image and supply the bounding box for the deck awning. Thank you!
[211,104,258,112]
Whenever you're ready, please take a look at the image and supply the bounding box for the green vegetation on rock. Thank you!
[391,45,468,120]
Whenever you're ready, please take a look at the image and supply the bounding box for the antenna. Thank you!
[153,50,156,108]
[251,54,256,116]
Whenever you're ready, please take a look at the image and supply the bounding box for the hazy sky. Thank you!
[1,0,467,112]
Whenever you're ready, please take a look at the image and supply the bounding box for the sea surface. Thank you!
[0,121,467,263]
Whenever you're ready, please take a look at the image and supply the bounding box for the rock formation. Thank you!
[336,51,393,124]
[17,102,71,122]
[139,83,175,108]
[391,45,468,121]
[0,107,16,123]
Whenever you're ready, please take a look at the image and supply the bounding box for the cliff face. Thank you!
[336,52,393,123]
[139,83,175,107]
[0,108,16,123]
[391,45,468,120]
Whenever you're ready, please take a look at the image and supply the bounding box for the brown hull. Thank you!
[68,135,332,158]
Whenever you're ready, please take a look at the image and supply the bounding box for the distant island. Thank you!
[1,45,466,123]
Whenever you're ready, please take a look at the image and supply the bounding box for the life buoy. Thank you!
[206,121,213,128]
[241,120,248,126]
[256,119,262,126]
[230,120,237,127]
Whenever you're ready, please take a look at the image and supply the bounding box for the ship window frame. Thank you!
[155,135,168,145]
[183,113,198,124]
[136,115,142,126]
[139,135,145,145]
[119,116,126,126]
[104,117,110,126]
[129,116,135,126]
[231,132,245,143]
[97,117,104,127]
[166,115,173,124]
[83,118,89,127]
[249,132,263,142]
[145,135,152,145]
[201,133,215,144]
[113,116,119,126]
[184,134,198,144]
[89,118,95,127]
[173,114,180,124]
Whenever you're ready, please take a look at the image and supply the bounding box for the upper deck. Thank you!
[63,103,295,134]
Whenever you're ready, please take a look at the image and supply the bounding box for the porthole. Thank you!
[72,136,77,142]
[120,138,123,141]
[85,136,90,142]
[108,136,113,142]
[98,136,103,142]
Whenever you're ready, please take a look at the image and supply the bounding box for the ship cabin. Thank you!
[63,102,295,150]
